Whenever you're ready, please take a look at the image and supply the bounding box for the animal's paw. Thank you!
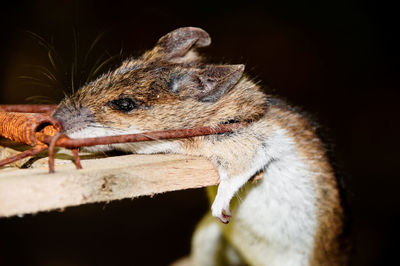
[211,202,232,224]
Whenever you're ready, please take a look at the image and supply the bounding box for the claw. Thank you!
[224,208,232,217]
[213,206,232,224]
[219,213,231,224]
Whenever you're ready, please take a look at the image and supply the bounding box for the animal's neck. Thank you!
[205,77,268,126]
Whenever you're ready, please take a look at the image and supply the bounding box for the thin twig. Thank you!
[0,107,248,172]
[0,145,47,167]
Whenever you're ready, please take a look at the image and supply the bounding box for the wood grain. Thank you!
[0,154,219,217]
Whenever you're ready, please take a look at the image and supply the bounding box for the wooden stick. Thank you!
[0,154,220,217]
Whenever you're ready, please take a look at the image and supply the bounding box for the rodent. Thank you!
[52,27,348,265]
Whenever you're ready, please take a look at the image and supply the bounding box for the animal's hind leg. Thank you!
[191,212,244,266]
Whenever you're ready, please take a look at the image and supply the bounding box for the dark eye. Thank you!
[107,98,138,113]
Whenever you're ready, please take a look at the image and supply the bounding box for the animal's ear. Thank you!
[195,64,245,102]
[145,27,211,62]
[171,64,245,102]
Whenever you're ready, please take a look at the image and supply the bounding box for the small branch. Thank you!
[0,104,57,113]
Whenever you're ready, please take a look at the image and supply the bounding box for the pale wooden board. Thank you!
[0,154,219,218]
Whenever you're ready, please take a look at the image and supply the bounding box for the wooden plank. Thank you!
[0,154,219,217]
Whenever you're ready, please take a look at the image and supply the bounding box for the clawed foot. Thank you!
[212,203,232,224]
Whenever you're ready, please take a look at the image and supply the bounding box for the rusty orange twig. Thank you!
[0,145,48,167]
[37,123,247,149]
[0,105,248,173]
[41,123,247,172]
[71,148,82,169]
[0,104,57,113]
[0,111,61,167]
[0,112,61,146]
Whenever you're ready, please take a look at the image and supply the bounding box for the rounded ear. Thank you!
[169,64,245,102]
[148,27,211,62]
[195,64,245,102]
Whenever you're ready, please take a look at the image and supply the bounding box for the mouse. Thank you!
[52,27,348,266]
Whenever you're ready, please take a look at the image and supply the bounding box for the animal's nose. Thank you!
[52,104,95,133]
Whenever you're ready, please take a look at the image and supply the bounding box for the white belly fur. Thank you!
[208,131,318,266]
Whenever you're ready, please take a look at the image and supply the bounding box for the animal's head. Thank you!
[52,27,252,138]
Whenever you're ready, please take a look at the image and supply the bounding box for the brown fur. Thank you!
[53,27,348,265]
[263,104,348,265]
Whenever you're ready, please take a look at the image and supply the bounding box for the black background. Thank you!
[0,1,398,265]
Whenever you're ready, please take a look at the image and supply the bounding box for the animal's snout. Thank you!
[52,104,95,133]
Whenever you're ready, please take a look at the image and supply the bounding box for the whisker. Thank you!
[91,54,120,79]
[83,31,108,66]
[47,50,57,70]
[71,62,75,93]
[25,95,57,104]
[86,52,107,82]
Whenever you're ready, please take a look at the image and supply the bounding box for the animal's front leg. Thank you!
[211,168,254,224]
[183,129,268,224]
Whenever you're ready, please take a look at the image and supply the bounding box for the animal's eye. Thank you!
[107,98,138,113]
